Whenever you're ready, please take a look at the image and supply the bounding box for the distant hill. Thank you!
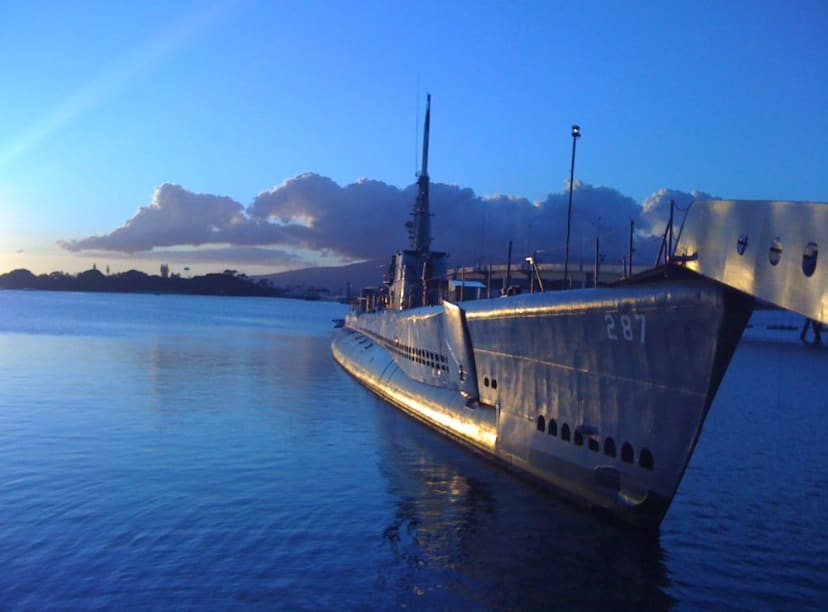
[254,260,384,296]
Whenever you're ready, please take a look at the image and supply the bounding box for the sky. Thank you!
[1,0,826,276]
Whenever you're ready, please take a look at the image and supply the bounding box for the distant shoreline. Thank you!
[0,268,337,301]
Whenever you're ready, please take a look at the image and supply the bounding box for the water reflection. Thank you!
[373,404,673,609]
[142,332,335,415]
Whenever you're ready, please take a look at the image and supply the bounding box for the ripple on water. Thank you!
[1,292,827,609]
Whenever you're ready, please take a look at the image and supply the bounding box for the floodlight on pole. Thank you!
[563,124,580,287]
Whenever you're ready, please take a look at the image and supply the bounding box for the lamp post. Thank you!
[563,124,580,288]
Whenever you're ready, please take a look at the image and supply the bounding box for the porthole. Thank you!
[639,448,654,470]
[536,416,545,432]
[561,423,571,442]
[769,238,783,266]
[548,418,557,436]
[737,233,749,256]
[574,431,584,446]
[588,438,600,452]
[802,242,818,277]
[491,379,498,390]
[483,377,490,387]
[604,437,616,457]
[621,442,634,464]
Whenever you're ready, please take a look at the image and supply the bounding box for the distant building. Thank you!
[447,279,486,301]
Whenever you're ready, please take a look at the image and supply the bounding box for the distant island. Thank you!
[0,259,395,301]
[0,267,326,300]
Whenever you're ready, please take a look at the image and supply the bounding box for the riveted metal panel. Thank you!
[442,300,480,401]
[677,199,828,323]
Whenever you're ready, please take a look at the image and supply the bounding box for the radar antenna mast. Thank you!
[411,94,432,252]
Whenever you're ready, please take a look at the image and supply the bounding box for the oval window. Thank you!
[604,437,616,457]
[769,239,783,266]
[802,242,818,277]
[621,442,634,463]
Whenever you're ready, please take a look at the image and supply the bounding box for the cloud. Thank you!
[640,188,716,237]
[249,173,409,259]
[60,174,710,269]
[70,245,305,268]
[457,181,646,265]
[59,183,292,253]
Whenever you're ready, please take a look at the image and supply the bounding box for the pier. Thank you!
[447,261,642,295]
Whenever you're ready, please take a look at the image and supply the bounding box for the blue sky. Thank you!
[1,0,826,275]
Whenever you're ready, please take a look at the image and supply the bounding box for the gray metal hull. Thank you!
[332,274,753,528]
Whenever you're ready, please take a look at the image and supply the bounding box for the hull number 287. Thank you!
[605,313,646,343]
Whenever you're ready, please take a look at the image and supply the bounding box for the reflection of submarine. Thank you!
[332,95,828,528]
[372,404,673,609]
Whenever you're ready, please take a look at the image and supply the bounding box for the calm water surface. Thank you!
[1,290,826,609]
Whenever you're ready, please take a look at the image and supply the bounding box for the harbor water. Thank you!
[1,290,826,609]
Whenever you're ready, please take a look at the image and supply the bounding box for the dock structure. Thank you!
[447,262,642,295]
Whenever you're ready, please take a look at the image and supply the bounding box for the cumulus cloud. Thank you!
[70,245,305,268]
[248,173,409,259]
[60,174,711,270]
[640,188,716,237]
[59,183,295,253]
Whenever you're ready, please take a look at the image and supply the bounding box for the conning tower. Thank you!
[388,94,448,310]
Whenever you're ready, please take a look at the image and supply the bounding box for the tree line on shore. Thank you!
[0,267,289,298]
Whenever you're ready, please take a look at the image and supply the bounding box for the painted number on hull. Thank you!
[605,313,646,343]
